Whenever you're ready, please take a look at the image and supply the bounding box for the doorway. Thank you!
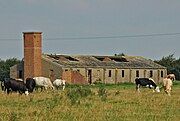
[87,69,92,84]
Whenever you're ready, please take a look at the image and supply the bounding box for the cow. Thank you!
[53,79,66,90]
[135,78,160,92]
[3,78,29,95]
[162,74,175,96]
[25,78,36,93]
[163,78,172,96]
[167,74,175,81]
[33,77,54,91]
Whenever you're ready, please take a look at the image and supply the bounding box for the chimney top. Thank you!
[23,32,42,34]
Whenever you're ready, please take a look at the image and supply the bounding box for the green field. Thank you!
[0,82,179,121]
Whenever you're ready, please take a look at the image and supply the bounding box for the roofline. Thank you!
[42,53,167,69]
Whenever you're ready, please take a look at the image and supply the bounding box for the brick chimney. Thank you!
[23,32,42,80]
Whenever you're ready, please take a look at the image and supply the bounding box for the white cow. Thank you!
[33,77,54,91]
[53,79,66,90]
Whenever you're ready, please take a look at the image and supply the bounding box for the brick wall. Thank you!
[62,70,87,84]
[23,32,42,79]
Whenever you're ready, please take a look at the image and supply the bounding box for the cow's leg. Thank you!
[167,92,171,96]
[165,89,171,96]
[62,85,65,90]
[153,88,155,92]
[136,84,140,92]
[51,86,54,90]
[41,86,45,91]
[166,87,171,96]
[136,85,138,91]
[36,87,39,92]
[56,86,59,90]
[44,86,48,90]
[4,87,7,92]
[19,91,23,95]
[7,88,11,94]
[149,85,153,89]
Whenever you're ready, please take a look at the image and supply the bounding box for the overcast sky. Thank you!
[0,0,180,60]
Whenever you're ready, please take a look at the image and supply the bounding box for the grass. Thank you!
[0,82,179,121]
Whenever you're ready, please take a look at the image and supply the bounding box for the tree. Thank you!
[155,54,176,67]
[0,58,20,81]
[114,53,125,56]
[155,54,180,80]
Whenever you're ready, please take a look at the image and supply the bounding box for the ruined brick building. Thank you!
[10,32,167,84]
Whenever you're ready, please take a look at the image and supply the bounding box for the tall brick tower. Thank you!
[23,32,42,80]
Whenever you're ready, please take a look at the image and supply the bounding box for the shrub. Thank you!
[93,79,103,84]
[98,86,107,101]
[66,86,92,105]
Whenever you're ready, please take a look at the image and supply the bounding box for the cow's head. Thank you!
[167,74,175,81]
[155,86,160,92]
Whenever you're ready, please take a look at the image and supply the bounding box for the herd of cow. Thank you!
[0,74,175,96]
[135,74,175,96]
[0,77,66,95]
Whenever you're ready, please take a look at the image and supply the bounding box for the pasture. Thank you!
[0,82,180,121]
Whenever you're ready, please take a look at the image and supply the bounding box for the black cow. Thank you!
[135,78,160,92]
[25,78,36,93]
[4,78,29,95]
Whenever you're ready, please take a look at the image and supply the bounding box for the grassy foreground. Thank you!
[0,82,179,121]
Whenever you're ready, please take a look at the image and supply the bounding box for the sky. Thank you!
[0,0,180,60]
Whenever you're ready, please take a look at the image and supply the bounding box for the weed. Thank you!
[98,86,107,101]
[66,86,92,105]
[9,112,18,121]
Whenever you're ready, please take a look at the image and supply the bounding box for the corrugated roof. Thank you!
[42,54,166,69]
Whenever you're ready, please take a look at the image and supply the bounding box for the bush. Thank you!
[98,86,107,101]
[66,86,92,105]
[93,79,103,84]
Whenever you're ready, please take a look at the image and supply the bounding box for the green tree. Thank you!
[114,53,125,56]
[0,58,20,81]
[155,54,180,80]
[155,54,176,67]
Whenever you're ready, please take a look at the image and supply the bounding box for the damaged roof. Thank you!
[42,54,166,69]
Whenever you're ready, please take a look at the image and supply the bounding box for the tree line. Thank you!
[154,54,180,80]
[0,54,179,81]
[0,58,20,81]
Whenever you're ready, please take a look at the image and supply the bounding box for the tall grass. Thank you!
[0,82,179,121]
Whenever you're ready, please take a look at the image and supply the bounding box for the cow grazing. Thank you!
[53,79,66,90]
[33,77,54,91]
[135,78,160,92]
[3,78,29,95]
[26,78,36,93]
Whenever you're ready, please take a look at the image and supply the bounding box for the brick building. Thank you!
[10,32,167,84]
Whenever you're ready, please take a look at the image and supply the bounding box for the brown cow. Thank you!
[163,74,175,96]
